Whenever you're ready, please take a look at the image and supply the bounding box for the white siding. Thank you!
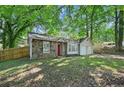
[80,40,93,55]
[87,46,93,54]
[122,41,124,46]
[80,46,87,55]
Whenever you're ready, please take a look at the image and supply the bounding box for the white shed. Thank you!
[80,38,93,55]
[122,41,124,47]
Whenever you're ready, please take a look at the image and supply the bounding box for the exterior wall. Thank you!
[32,39,66,59]
[32,39,57,59]
[32,39,43,59]
[42,41,57,58]
[122,41,124,46]
[80,45,87,55]
[80,40,93,55]
[67,41,79,55]
[61,43,66,56]
[31,38,94,59]
[55,42,66,56]
[29,33,94,59]
[50,42,57,57]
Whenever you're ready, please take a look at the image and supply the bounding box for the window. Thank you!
[43,41,50,53]
[68,42,78,54]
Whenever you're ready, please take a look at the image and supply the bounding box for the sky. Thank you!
[59,5,80,20]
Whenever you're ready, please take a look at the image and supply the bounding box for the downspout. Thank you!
[78,41,80,56]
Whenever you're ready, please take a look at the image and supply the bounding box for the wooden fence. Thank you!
[0,46,29,61]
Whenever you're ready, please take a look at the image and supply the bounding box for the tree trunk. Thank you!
[118,10,124,51]
[115,7,119,50]
[90,6,95,40]
[86,13,89,37]
[6,21,15,48]
[2,21,8,49]
[2,21,15,49]
[90,20,93,40]
[2,30,7,49]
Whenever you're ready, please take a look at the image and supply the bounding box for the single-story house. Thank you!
[28,32,93,59]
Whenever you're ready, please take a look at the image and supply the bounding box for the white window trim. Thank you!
[43,41,50,53]
[67,42,78,54]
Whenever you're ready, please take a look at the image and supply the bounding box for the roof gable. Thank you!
[80,37,93,46]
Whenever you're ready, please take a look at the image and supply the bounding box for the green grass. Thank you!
[0,56,124,87]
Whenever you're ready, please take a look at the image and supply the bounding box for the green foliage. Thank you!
[0,6,61,49]
[59,5,116,42]
[1,5,124,49]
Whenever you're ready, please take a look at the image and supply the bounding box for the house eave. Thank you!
[29,32,79,43]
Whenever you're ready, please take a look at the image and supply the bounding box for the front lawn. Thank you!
[0,55,124,87]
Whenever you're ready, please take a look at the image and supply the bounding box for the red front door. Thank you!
[58,44,61,56]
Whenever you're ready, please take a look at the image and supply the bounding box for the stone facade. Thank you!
[32,39,43,59]
[29,33,93,59]
[61,43,67,56]
[32,39,66,59]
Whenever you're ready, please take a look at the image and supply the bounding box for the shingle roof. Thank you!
[79,37,90,42]
[29,32,79,43]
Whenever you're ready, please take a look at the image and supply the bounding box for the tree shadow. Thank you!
[0,56,124,87]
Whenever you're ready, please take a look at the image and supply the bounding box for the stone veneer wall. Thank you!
[43,41,56,58]
[61,43,66,56]
[32,39,58,59]
[32,39,43,59]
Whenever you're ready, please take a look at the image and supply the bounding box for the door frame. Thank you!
[58,44,61,56]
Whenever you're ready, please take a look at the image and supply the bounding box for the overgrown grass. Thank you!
[0,56,124,87]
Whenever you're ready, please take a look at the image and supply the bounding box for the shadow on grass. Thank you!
[0,56,124,87]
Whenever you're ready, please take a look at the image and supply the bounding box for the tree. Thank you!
[118,10,124,51]
[115,6,119,50]
[0,6,42,48]
[61,6,115,41]
[114,6,124,51]
[0,6,62,49]
[1,5,124,51]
